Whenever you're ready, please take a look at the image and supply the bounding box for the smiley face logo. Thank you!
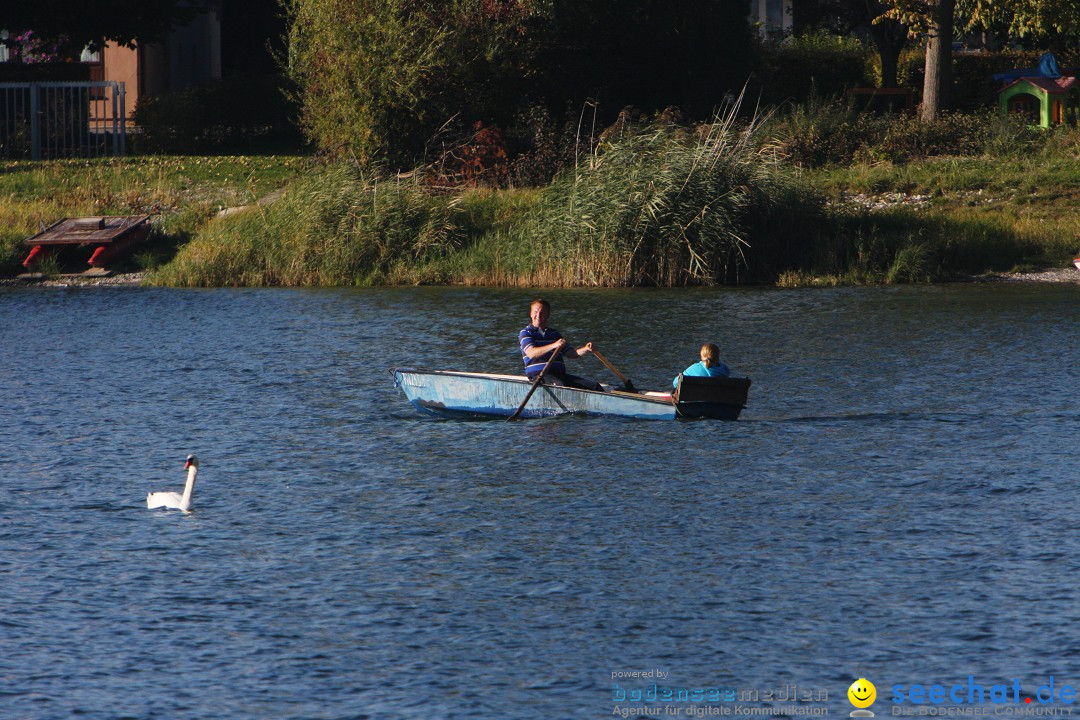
[848,678,876,709]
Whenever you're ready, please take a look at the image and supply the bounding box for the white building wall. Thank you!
[751,0,792,39]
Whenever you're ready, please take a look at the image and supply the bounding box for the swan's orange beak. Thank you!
[184,459,192,469]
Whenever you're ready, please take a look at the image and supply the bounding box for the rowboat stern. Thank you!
[672,375,751,420]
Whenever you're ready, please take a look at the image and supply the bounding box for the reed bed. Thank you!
[501,110,826,286]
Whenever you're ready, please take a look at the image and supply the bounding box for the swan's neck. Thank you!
[180,466,198,509]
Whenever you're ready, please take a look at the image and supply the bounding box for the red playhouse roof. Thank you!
[1000,76,1079,94]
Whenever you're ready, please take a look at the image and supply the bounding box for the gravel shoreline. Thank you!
[974,267,1080,283]
[0,272,146,287]
[2,268,1078,288]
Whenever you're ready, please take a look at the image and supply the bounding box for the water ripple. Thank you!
[1,284,1079,718]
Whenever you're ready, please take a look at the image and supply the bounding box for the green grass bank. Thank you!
[149,127,1080,287]
[0,156,304,277]
[5,116,1080,287]
[152,116,827,287]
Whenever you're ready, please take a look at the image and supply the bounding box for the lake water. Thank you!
[2,282,1079,720]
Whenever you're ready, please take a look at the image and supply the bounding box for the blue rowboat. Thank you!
[390,368,750,420]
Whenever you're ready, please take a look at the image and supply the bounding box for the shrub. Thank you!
[855,112,988,163]
[133,75,301,154]
[763,93,866,167]
[285,0,542,168]
[767,101,1042,167]
[756,32,873,106]
[284,0,757,170]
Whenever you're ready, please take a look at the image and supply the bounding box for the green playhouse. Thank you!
[996,52,1080,127]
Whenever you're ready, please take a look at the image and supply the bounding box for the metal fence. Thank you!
[0,81,127,160]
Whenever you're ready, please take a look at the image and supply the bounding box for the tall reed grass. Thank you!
[491,106,827,286]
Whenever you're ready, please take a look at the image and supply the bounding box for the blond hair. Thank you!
[699,342,720,368]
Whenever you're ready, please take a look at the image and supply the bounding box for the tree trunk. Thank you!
[921,0,955,121]
[874,21,907,88]
[866,1,906,89]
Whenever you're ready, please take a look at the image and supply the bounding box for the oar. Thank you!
[507,348,561,421]
[591,348,635,392]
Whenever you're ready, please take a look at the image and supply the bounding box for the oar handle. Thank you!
[508,347,562,421]
[591,348,634,390]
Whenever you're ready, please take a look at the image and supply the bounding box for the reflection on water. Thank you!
[1,282,1079,719]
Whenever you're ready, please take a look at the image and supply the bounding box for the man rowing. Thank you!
[518,298,605,392]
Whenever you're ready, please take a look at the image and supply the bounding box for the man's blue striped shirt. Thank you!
[519,325,565,377]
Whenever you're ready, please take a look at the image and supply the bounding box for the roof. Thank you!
[999,76,1079,95]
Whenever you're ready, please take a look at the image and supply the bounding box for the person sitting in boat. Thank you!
[673,342,731,388]
[519,298,605,391]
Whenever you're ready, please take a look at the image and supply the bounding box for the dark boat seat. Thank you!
[673,375,752,411]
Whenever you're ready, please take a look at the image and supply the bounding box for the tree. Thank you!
[957,0,1080,38]
[800,0,909,87]
[921,0,955,120]
[2,1,211,57]
[867,1,910,88]
[956,0,1080,54]
[881,0,1080,120]
[285,0,758,167]
[880,0,954,120]
[527,0,757,120]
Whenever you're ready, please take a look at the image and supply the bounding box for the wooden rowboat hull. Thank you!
[391,368,749,420]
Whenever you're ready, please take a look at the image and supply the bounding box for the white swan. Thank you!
[147,455,199,512]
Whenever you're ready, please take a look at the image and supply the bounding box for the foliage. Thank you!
[287,0,450,166]
[878,0,1080,119]
[755,32,873,105]
[8,140,1077,286]
[503,104,582,187]
[4,31,67,63]
[1,1,211,56]
[877,0,956,120]
[896,48,1069,112]
[955,0,1080,39]
[147,107,831,288]
[792,1,909,88]
[877,0,937,33]
[526,0,757,121]
[284,0,757,170]
[763,93,866,168]
[855,112,990,161]
[133,75,302,155]
[765,97,1051,167]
